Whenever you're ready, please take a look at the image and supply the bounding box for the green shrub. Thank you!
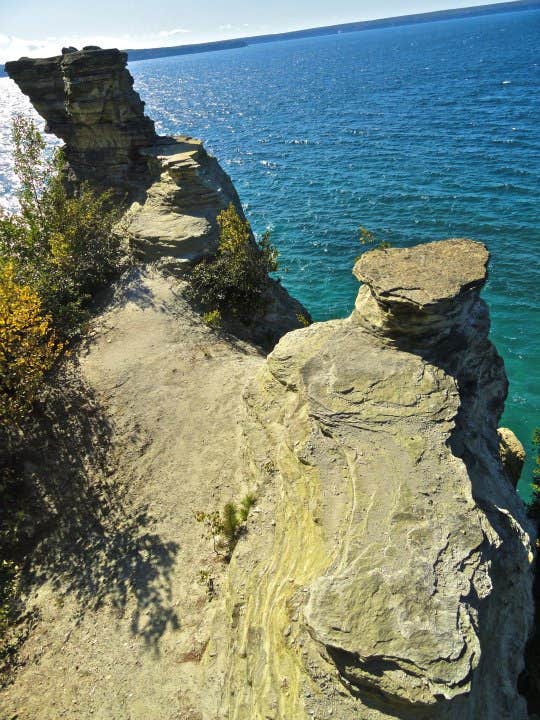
[239,493,256,521]
[528,429,540,519]
[186,204,278,321]
[0,116,122,655]
[0,115,121,337]
[222,502,241,550]
[195,493,257,559]
[202,309,222,329]
[296,313,311,328]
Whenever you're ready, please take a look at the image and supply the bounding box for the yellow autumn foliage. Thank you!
[0,262,62,427]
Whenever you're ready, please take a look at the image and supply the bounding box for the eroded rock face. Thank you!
[5,48,249,266]
[6,48,309,340]
[203,239,535,719]
[5,48,157,186]
[126,137,247,267]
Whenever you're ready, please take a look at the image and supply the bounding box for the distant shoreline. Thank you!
[126,0,540,63]
[1,0,539,75]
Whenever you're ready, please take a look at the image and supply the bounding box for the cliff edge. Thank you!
[203,239,535,719]
[5,48,308,344]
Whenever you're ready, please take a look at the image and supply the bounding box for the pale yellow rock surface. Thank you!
[1,242,534,720]
[498,426,526,486]
[202,239,535,720]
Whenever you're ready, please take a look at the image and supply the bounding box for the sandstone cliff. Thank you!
[1,49,535,720]
[202,239,535,719]
[5,47,308,343]
[5,48,158,187]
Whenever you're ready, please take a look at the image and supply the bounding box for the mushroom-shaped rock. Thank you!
[352,238,490,344]
[204,238,535,720]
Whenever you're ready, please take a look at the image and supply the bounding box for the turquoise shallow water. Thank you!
[0,9,539,498]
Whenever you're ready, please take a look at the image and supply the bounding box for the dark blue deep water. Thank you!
[1,9,539,498]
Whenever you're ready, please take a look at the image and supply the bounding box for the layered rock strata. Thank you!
[5,48,157,186]
[127,136,249,267]
[6,48,309,338]
[203,239,535,719]
[4,48,256,267]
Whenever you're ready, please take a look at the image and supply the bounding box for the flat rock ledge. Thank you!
[202,238,535,720]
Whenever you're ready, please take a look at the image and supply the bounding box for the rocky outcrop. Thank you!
[125,136,254,270]
[5,48,247,263]
[5,48,157,187]
[498,427,526,487]
[203,239,535,719]
[6,47,309,341]
[4,48,534,719]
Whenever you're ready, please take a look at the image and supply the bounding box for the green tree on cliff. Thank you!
[0,116,123,657]
[0,115,121,338]
[186,203,278,321]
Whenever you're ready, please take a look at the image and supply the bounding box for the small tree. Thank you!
[186,204,278,321]
[195,494,256,560]
[1,115,121,337]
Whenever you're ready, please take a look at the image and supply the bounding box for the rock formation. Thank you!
[6,48,308,340]
[3,49,535,720]
[5,48,158,187]
[4,48,254,268]
[498,427,526,487]
[203,239,535,719]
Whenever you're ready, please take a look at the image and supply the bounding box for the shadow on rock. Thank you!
[1,363,179,653]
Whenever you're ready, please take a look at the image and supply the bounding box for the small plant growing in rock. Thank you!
[528,428,540,519]
[195,493,257,559]
[194,509,224,555]
[222,502,241,552]
[358,226,376,246]
[296,313,311,327]
[202,309,222,329]
[355,226,392,261]
[239,493,256,522]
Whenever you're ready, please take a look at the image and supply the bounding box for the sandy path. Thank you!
[1,269,262,720]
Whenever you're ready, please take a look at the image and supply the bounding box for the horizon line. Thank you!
[125,0,539,61]
[1,0,538,71]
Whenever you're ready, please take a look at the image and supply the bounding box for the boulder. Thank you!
[498,427,526,486]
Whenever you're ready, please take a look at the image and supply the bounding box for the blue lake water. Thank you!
[0,9,539,498]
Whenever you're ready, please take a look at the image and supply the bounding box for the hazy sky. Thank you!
[0,0,510,62]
